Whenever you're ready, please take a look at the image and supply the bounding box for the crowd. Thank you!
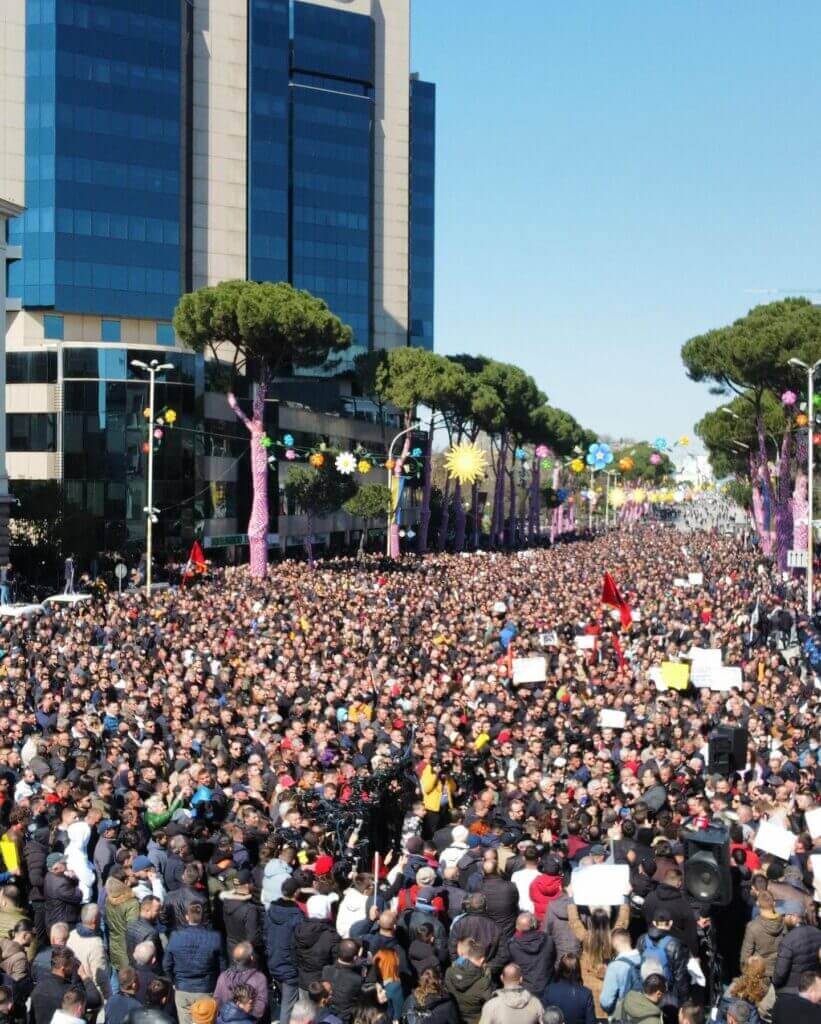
[0,519,817,1024]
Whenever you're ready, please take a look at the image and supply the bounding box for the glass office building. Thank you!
[2,0,435,554]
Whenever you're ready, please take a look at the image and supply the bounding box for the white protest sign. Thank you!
[688,572,704,586]
[600,709,627,729]
[512,657,547,685]
[811,855,821,903]
[711,666,742,691]
[689,648,722,688]
[806,807,821,840]
[570,864,630,907]
[673,578,689,588]
[648,667,666,691]
[574,636,596,650]
[539,631,559,648]
[754,820,797,861]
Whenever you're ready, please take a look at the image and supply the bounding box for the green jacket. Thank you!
[104,877,139,969]
[144,796,184,833]
[618,991,664,1024]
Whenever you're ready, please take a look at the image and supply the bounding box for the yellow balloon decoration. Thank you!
[570,458,585,474]
[796,413,809,427]
[443,441,488,485]
[618,457,634,472]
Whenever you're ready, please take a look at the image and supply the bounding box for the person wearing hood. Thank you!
[616,973,665,1024]
[335,874,373,940]
[478,963,544,1024]
[105,866,140,972]
[43,856,83,933]
[740,892,786,981]
[599,929,642,1018]
[402,967,460,1024]
[220,871,262,957]
[640,869,698,957]
[544,884,581,963]
[264,877,304,1024]
[63,821,95,903]
[444,937,493,1024]
[508,913,554,998]
[293,894,340,992]
[530,857,564,928]
[216,983,257,1024]
[261,848,296,909]
[441,828,471,871]
[23,823,50,946]
[771,905,821,993]
[93,820,120,889]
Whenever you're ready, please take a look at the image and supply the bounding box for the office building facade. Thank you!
[1,0,434,558]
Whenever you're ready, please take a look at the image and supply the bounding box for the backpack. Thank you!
[620,956,644,996]
[639,934,673,986]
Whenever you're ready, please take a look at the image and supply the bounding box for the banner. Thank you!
[688,572,704,586]
[660,662,689,690]
[754,821,797,862]
[570,864,630,907]
[689,648,722,688]
[600,709,627,729]
[512,657,547,685]
[806,807,821,840]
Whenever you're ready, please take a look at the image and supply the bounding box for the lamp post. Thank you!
[131,359,173,598]
[386,422,419,557]
[788,357,821,614]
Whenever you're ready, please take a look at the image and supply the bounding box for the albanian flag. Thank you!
[601,571,632,629]
[181,541,207,586]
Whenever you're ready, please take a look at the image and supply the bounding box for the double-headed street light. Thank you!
[131,359,173,598]
[788,357,821,614]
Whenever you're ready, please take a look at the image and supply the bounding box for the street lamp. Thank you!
[131,359,173,598]
[385,421,420,558]
[788,357,821,613]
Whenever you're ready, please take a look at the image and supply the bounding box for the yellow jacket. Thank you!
[420,763,455,813]
[0,834,19,875]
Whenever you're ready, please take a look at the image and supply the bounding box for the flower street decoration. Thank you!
[570,458,585,474]
[535,444,550,459]
[164,409,176,425]
[260,435,272,449]
[283,433,294,447]
[652,437,668,451]
[677,434,689,446]
[650,453,662,465]
[335,452,357,475]
[814,433,821,446]
[619,456,634,472]
[443,441,489,485]
[632,488,646,503]
[556,488,569,502]
[781,390,797,406]
[357,459,372,474]
[285,449,296,460]
[609,487,627,508]
[540,458,553,471]
[309,453,325,468]
[514,447,527,461]
[796,413,809,427]
[412,447,423,458]
[143,408,151,420]
[586,442,613,471]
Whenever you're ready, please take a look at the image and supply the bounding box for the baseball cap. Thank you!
[132,856,152,872]
[97,819,119,835]
[46,853,66,870]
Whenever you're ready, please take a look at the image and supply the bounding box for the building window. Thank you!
[156,323,175,346]
[101,319,121,342]
[6,414,57,452]
[43,315,64,341]
[6,352,58,384]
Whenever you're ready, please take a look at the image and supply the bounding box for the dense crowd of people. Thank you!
[0,518,817,1024]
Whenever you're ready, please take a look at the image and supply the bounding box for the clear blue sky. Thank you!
[411,0,821,445]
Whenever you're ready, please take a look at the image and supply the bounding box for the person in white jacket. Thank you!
[50,986,87,1024]
[64,822,95,903]
[440,825,470,870]
[335,874,374,938]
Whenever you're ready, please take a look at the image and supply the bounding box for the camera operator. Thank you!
[419,745,456,840]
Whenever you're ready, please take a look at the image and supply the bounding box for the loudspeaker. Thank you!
[708,725,748,776]
[682,825,732,906]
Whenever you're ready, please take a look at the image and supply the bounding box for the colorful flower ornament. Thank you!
[535,444,550,459]
[814,433,821,446]
[309,453,324,468]
[782,391,797,406]
[570,458,585,474]
[540,458,553,471]
[164,409,176,425]
[385,458,395,470]
[283,433,294,447]
[650,453,662,465]
[153,428,163,440]
[515,447,527,461]
[143,408,151,420]
[814,394,821,409]
[557,488,569,502]
[677,434,689,446]
[653,437,668,451]
[443,441,488,485]
[260,435,272,449]
[335,452,357,475]
[796,413,809,427]
[285,448,296,460]
[619,456,634,472]
[609,487,627,508]
[412,447,423,458]
[586,443,613,471]
[357,459,371,474]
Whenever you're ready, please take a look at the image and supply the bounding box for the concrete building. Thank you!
[1,0,434,561]
[0,198,25,564]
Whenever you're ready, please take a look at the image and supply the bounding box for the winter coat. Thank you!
[442,882,468,922]
[420,765,455,814]
[568,903,630,1017]
[162,923,225,992]
[767,882,816,927]
[636,927,690,1005]
[0,904,25,941]
[293,918,339,989]
[541,980,595,1024]
[544,896,581,960]
[444,960,494,1024]
[478,876,519,941]
[214,966,268,1020]
[104,876,140,970]
[400,907,449,966]
[261,859,293,909]
[616,990,663,1024]
[66,925,110,999]
[771,924,821,991]
[126,1009,175,1024]
[264,898,304,983]
[162,884,208,934]
[163,853,186,893]
[740,914,787,978]
[457,851,484,892]
[772,992,821,1024]
[30,972,100,1024]
[126,917,163,965]
[44,870,83,931]
[93,837,117,888]
[441,844,470,871]
[106,993,143,1024]
[403,993,460,1024]
[64,822,95,902]
[641,884,699,956]
[409,937,445,979]
[600,952,642,1016]
[23,836,48,902]
[336,886,370,939]
[478,987,544,1024]
[220,892,262,954]
[449,912,509,978]
[322,961,364,1023]
[508,929,554,996]
[217,1002,256,1024]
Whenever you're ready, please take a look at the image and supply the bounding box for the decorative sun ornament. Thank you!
[357,459,371,474]
[443,441,488,485]
[570,458,585,474]
[309,453,325,468]
[335,451,357,475]
[164,409,176,425]
[609,487,627,508]
[619,456,634,472]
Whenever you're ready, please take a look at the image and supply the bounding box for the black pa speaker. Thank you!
[708,725,748,776]
[682,825,732,907]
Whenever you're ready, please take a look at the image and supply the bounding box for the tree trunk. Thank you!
[453,479,466,552]
[490,435,506,548]
[471,482,481,549]
[227,372,270,578]
[358,519,368,560]
[754,414,775,557]
[775,427,793,571]
[793,432,808,552]
[417,413,436,554]
[749,452,767,545]
[436,475,452,551]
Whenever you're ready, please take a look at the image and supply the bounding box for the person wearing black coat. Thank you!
[264,881,304,1024]
[43,861,82,933]
[448,896,509,980]
[30,948,101,1024]
[322,941,364,1024]
[477,858,519,943]
[771,914,821,992]
[543,956,595,1024]
[641,873,699,956]
[508,913,554,996]
[636,920,690,1006]
[402,989,460,1024]
[23,826,49,947]
[292,911,339,991]
[220,877,262,958]
[161,881,208,935]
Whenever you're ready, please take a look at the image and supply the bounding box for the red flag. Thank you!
[181,541,207,587]
[612,633,626,669]
[601,571,632,629]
